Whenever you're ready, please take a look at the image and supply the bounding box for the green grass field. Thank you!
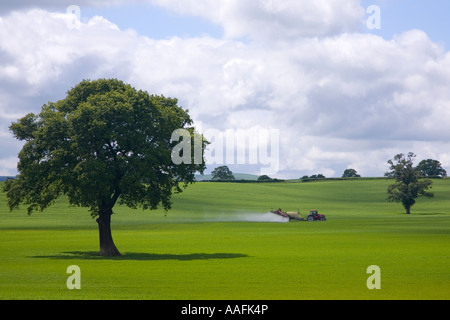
[0,179,449,300]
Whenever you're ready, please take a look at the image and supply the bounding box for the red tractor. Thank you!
[306,210,326,221]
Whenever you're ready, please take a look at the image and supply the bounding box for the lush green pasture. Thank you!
[0,179,449,300]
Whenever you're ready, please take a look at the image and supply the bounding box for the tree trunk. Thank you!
[96,208,121,257]
[405,206,411,214]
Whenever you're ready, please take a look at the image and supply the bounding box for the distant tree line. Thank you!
[298,158,446,181]
[210,167,284,182]
[300,174,325,181]
[210,157,447,184]
[257,175,284,182]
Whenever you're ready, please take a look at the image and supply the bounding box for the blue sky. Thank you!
[82,3,223,39]
[80,0,449,47]
[1,1,449,178]
[361,0,450,48]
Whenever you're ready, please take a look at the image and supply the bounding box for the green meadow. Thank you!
[0,179,449,300]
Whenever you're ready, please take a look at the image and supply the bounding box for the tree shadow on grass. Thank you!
[394,212,447,216]
[31,251,249,261]
[414,212,447,216]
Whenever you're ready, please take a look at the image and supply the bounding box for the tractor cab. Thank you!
[307,210,326,221]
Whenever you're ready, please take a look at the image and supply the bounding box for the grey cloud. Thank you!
[0,0,141,15]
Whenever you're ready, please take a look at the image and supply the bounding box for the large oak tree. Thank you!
[3,79,206,256]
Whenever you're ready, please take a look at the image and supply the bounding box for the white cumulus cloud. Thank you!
[148,0,365,40]
[0,2,449,178]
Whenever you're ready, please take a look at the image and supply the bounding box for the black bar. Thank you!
[1,300,446,318]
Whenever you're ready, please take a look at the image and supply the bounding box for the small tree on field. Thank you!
[3,79,207,256]
[211,166,235,181]
[257,175,272,182]
[415,159,447,178]
[342,168,361,178]
[385,152,434,214]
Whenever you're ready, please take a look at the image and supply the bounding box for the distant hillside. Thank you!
[0,176,14,182]
[195,173,259,181]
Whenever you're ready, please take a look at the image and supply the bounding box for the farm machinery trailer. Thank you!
[270,208,326,221]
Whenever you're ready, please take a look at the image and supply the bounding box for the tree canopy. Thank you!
[211,165,235,181]
[3,78,207,256]
[342,169,361,178]
[415,159,447,178]
[385,152,434,214]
